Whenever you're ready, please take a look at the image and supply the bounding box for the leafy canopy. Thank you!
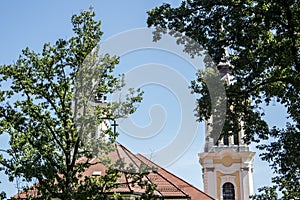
[0,9,147,199]
[148,0,300,198]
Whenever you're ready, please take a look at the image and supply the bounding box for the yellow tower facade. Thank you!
[199,55,255,200]
[200,147,255,200]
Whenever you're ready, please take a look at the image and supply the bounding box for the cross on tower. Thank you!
[111,119,118,134]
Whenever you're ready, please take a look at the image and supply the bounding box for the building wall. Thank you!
[200,149,255,200]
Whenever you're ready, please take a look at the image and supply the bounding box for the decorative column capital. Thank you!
[204,167,215,172]
[240,167,249,171]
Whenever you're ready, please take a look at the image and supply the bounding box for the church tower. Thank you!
[199,54,255,200]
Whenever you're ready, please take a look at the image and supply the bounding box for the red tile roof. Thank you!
[12,143,214,200]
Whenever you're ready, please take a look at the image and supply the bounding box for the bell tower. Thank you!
[199,53,255,200]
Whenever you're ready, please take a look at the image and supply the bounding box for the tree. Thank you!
[0,9,149,199]
[147,0,300,199]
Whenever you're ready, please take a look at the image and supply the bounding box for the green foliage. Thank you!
[0,9,149,199]
[148,0,300,198]
[251,186,278,200]
[0,190,6,200]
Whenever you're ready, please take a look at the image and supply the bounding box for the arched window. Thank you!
[223,182,235,200]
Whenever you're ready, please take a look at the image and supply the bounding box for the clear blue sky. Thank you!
[0,0,289,198]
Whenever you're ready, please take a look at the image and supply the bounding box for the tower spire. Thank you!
[199,48,255,199]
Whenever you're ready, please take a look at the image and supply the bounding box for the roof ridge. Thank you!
[116,143,155,171]
[154,170,190,197]
[158,166,214,198]
[116,144,164,197]
[135,154,214,199]
[134,154,189,197]
[135,153,159,168]
[114,143,133,193]
[118,143,141,168]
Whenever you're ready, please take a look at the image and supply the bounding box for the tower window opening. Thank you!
[223,182,235,200]
[223,136,229,145]
[233,132,239,145]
